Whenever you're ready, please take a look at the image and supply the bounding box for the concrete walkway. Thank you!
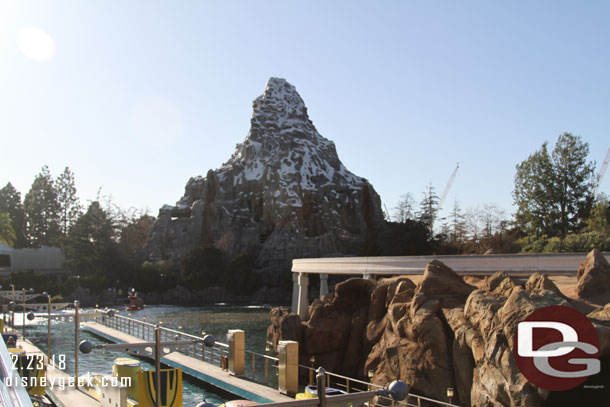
[83,321,294,404]
[18,337,99,407]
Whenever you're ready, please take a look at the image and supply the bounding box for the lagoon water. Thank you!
[16,304,277,406]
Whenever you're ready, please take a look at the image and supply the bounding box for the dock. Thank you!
[82,321,293,404]
[17,336,99,407]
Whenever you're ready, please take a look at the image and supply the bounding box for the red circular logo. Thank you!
[513,305,600,391]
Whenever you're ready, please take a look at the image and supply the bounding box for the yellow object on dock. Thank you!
[113,357,142,400]
[9,348,47,396]
[138,368,183,407]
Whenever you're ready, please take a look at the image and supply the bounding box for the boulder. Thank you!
[303,306,352,354]
[576,249,610,299]
[369,276,415,320]
[412,260,475,310]
[525,272,565,298]
[266,307,302,352]
[332,278,375,313]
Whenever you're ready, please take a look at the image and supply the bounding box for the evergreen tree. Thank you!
[417,183,439,238]
[551,133,595,236]
[0,213,16,246]
[586,197,610,234]
[56,167,82,238]
[513,134,595,237]
[450,199,466,244]
[0,183,27,247]
[513,142,556,237]
[64,201,115,276]
[24,166,61,247]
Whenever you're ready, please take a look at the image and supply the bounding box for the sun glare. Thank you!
[17,26,56,61]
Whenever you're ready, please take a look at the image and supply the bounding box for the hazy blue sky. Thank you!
[1,1,609,222]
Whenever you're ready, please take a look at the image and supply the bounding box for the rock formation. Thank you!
[576,248,610,300]
[268,261,610,407]
[145,78,384,273]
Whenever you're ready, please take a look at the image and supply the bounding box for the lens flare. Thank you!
[17,26,56,61]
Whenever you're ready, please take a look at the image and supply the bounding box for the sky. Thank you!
[1,1,609,222]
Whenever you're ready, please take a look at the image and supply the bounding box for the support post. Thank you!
[297,273,309,320]
[319,273,329,299]
[227,329,245,377]
[317,367,327,407]
[47,294,51,361]
[291,273,299,313]
[278,340,298,396]
[10,285,15,329]
[155,325,161,407]
[74,300,80,388]
[21,289,26,340]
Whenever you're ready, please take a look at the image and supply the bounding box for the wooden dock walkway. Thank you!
[18,337,99,407]
[83,321,294,404]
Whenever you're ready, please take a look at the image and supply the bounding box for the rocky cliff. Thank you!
[145,78,384,272]
[267,251,610,407]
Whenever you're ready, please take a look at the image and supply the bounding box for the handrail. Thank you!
[95,312,460,406]
[297,363,461,407]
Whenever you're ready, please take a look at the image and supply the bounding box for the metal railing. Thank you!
[245,348,279,387]
[94,312,230,367]
[94,312,459,407]
[298,364,461,407]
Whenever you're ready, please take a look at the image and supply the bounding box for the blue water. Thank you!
[10,304,278,406]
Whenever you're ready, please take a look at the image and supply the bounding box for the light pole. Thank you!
[155,324,161,407]
[22,288,33,339]
[74,300,80,388]
[43,292,51,360]
[447,388,454,405]
[9,284,15,328]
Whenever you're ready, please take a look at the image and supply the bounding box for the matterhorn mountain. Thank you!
[145,78,384,273]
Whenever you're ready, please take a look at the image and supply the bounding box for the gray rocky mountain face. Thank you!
[145,78,384,274]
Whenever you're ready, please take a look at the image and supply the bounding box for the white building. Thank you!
[0,243,65,275]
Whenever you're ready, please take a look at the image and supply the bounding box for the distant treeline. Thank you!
[379,132,610,255]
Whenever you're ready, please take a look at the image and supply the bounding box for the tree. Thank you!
[221,254,262,295]
[449,200,467,245]
[551,133,595,236]
[417,183,439,238]
[514,134,595,238]
[481,203,507,237]
[0,213,16,245]
[64,201,116,276]
[587,197,610,235]
[513,142,556,237]
[393,193,415,222]
[180,245,223,289]
[24,166,61,246]
[374,220,434,255]
[56,167,82,237]
[119,214,156,257]
[0,183,26,247]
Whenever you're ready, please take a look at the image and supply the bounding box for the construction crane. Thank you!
[438,163,459,211]
[593,147,610,197]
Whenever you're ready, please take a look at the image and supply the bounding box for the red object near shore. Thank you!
[126,290,144,311]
